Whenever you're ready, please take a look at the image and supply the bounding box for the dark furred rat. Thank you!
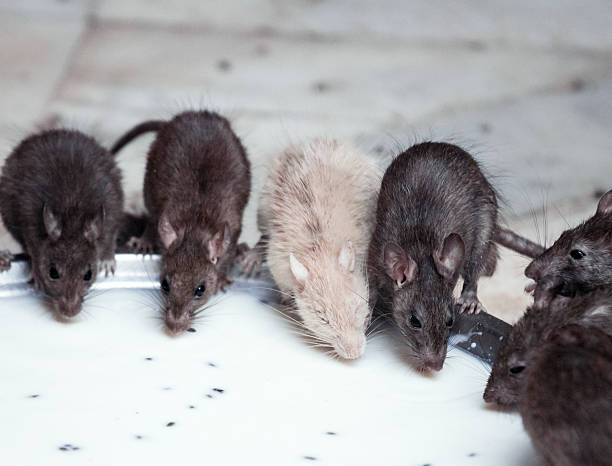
[519,324,612,466]
[367,142,544,372]
[111,111,251,334]
[0,129,124,318]
[483,287,612,408]
[525,189,612,309]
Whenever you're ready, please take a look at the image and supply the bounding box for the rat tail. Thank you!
[494,227,545,259]
[111,120,165,154]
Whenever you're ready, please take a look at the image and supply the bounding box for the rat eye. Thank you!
[570,249,585,260]
[83,269,92,281]
[194,284,205,298]
[161,278,170,293]
[410,314,422,329]
[49,265,60,280]
[446,314,454,328]
[509,365,525,375]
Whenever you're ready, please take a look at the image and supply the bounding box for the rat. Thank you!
[367,142,543,372]
[0,129,124,318]
[111,111,251,334]
[240,138,381,359]
[525,189,612,309]
[483,286,612,408]
[519,324,612,466]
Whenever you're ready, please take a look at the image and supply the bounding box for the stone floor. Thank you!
[1,0,611,322]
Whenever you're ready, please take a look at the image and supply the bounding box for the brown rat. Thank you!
[0,129,124,318]
[483,287,612,408]
[519,324,612,466]
[367,142,545,372]
[243,139,381,359]
[111,111,250,334]
[525,189,612,309]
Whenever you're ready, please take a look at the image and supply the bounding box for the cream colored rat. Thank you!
[241,138,381,359]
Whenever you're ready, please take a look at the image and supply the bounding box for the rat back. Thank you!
[259,138,380,294]
[0,129,123,256]
[143,111,250,240]
[519,324,612,466]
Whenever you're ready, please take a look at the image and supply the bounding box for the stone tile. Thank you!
[95,0,612,50]
[0,7,85,135]
[51,24,605,129]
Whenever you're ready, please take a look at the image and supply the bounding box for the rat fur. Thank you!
[519,324,612,466]
[0,129,124,318]
[483,287,612,408]
[244,138,381,359]
[111,111,250,334]
[525,189,612,309]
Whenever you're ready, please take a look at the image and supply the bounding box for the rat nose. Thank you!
[423,348,447,371]
[57,295,83,318]
[164,310,191,336]
[524,261,539,280]
[334,333,366,360]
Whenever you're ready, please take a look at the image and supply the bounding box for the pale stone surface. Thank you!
[95,0,612,50]
[1,0,611,324]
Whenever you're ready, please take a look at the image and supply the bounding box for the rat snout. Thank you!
[164,309,191,336]
[422,347,447,372]
[55,295,83,318]
[524,261,540,280]
[333,332,366,360]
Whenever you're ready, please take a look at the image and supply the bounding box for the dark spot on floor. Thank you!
[166,422,175,427]
[468,452,477,457]
[206,394,213,399]
[303,456,317,461]
[467,40,486,51]
[313,81,331,93]
[208,362,217,367]
[145,357,153,361]
[325,431,337,436]
[212,388,224,394]
[569,78,586,92]
[58,444,79,452]
[187,327,196,333]
[217,59,232,72]
[135,435,143,440]
[28,394,40,398]
[374,145,385,154]
[189,405,195,409]
[479,122,492,134]
[162,387,172,391]
[594,189,605,199]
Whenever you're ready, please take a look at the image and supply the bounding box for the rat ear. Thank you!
[208,223,231,265]
[83,217,101,244]
[338,240,355,273]
[158,213,181,250]
[383,243,417,288]
[289,253,309,284]
[596,189,612,215]
[43,204,61,241]
[434,233,465,281]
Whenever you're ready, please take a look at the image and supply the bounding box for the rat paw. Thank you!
[218,274,234,293]
[99,258,116,277]
[237,246,264,277]
[0,250,12,272]
[126,236,154,255]
[456,291,486,314]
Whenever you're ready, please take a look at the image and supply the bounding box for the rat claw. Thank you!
[0,250,12,272]
[100,258,116,277]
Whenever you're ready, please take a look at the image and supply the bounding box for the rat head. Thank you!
[289,241,369,360]
[33,205,101,318]
[525,189,612,308]
[483,307,547,408]
[381,233,463,372]
[157,213,230,335]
